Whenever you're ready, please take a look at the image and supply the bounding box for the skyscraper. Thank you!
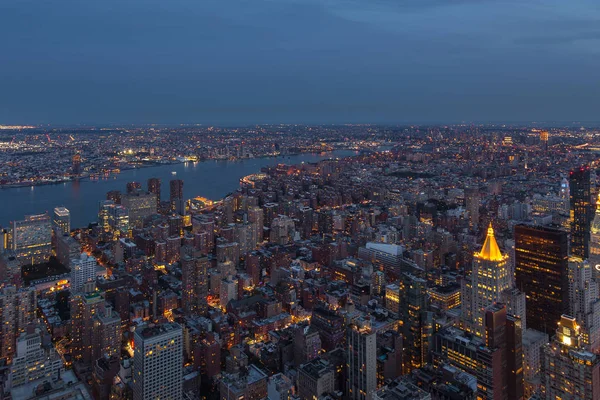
[540,130,549,152]
[70,284,106,365]
[462,223,511,336]
[514,224,569,333]
[399,273,433,373]
[541,315,600,400]
[132,323,183,400]
[568,257,600,352]
[147,177,161,205]
[170,179,184,215]
[465,186,480,231]
[52,206,70,236]
[11,213,52,265]
[588,193,600,281]
[570,165,592,259]
[347,319,377,400]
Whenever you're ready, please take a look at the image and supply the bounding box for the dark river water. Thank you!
[0,150,358,229]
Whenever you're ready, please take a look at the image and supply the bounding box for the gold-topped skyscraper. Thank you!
[462,223,512,336]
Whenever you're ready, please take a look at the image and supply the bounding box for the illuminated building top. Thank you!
[475,223,505,262]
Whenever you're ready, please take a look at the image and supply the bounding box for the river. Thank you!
[0,150,358,229]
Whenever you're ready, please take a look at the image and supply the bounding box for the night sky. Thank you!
[1,0,599,125]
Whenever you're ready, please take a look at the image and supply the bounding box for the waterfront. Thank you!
[0,150,357,228]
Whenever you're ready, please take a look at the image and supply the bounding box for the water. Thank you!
[0,150,358,228]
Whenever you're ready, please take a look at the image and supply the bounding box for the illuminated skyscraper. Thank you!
[540,130,549,152]
[10,213,52,265]
[570,165,592,259]
[121,190,156,229]
[541,315,600,400]
[515,224,569,333]
[170,179,185,215]
[568,257,600,352]
[132,323,183,400]
[347,319,377,400]
[52,206,70,236]
[589,193,600,282]
[462,223,511,336]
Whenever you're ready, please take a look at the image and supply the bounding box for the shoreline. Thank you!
[0,150,350,190]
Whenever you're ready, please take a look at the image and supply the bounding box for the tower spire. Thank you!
[477,223,504,261]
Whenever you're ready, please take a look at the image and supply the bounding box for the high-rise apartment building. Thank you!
[347,319,377,400]
[132,323,183,400]
[70,253,97,294]
[568,257,600,352]
[0,286,36,361]
[514,224,569,333]
[465,186,480,231]
[181,253,208,316]
[570,165,592,259]
[52,206,70,236]
[11,213,51,265]
[147,177,161,205]
[170,179,185,215]
[70,284,106,365]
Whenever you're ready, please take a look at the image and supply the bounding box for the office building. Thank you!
[133,323,183,400]
[10,326,64,387]
[514,224,569,333]
[541,315,600,400]
[11,213,52,265]
[462,223,511,336]
[570,165,592,259]
[400,273,433,373]
[52,206,70,236]
[71,253,98,293]
[347,320,377,400]
[121,190,156,229]
[384,283,401,315]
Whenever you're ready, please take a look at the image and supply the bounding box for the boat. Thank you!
[171,171,177,175]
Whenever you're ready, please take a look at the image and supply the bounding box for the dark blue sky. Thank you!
[1,0,599,125]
